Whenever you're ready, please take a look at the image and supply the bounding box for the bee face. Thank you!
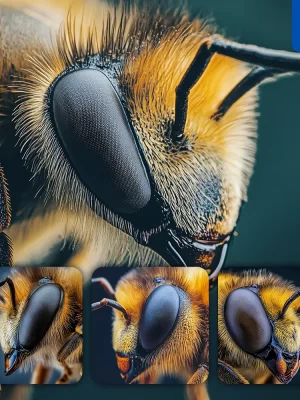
[122,34,254,238]
[110,267,208,383]
[118,27,254,270]
[14,4,257,271]
[219,271,300,384]
[0,268,82,375]
[3,279,63,375]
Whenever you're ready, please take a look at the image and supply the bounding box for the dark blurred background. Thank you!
[2,0,300,399]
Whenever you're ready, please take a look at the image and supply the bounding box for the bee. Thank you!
[91,267,209,393]
[218,269,300,384]
[0,0,300,275]
[0,267,83,384]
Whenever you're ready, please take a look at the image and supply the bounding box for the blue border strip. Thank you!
[293,0,300,51]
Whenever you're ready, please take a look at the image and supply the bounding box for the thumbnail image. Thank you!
[0,267,82,384]
[218,268,300,384]
[91,267,209,385]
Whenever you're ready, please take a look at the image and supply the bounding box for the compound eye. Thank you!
[18,284,63,350]
[52,69,151,215]
[224,288,272,354]
[140,285,180,351]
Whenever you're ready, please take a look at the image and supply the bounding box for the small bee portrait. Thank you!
[91,267,209,388]
[0,267,83,385]
[218,268,300,385]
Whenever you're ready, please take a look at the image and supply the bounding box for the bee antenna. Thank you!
[0,277,16,312]
[280,291,300,319]
[92,277,116,299]
[92,298,129,322]
[172,42,212,144]
[172,37,300,142]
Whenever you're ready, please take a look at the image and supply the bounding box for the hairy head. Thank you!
[13,2,257,269]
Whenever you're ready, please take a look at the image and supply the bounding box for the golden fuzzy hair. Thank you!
[122,28,257,238]
[0,267,82,373]
[112,267,208,381]
[218,270,300,382]
[7,208,166,280]
[0,0,67,122]
[9,0,258,249]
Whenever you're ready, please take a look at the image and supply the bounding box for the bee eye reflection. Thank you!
[139,285,180,351]
[224,288,272,354]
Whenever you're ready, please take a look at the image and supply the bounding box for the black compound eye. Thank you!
[52,68,151,215]
[140,285,180,351]
[18,284,63,350]
[224,288,272,354]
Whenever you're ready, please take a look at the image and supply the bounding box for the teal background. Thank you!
[3,0,300,399]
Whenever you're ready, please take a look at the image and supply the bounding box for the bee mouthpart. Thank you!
[116,354,131,375]
[257,347,300,384]
[5,349,25,376]
[116,354,145,384]
[147,228,230,278]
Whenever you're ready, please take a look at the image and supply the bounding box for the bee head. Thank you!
[14,6,257,273]
[109,267,208,383]
[0,270,66,375]
[220,271,300,384]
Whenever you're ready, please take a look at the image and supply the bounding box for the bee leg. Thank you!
[56,325,83,384]
[2,386,33,400]
[185,384,209,400]
[187,363,209,384]
[31,363,52,384]
[218,359,249,384]
[137,372,158,384]
[252,371,276,384]
[0,164,12,266]
[0,233,12,266]
[272,377,282,384]
[185,364,209,400]
[56,361,73,384]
